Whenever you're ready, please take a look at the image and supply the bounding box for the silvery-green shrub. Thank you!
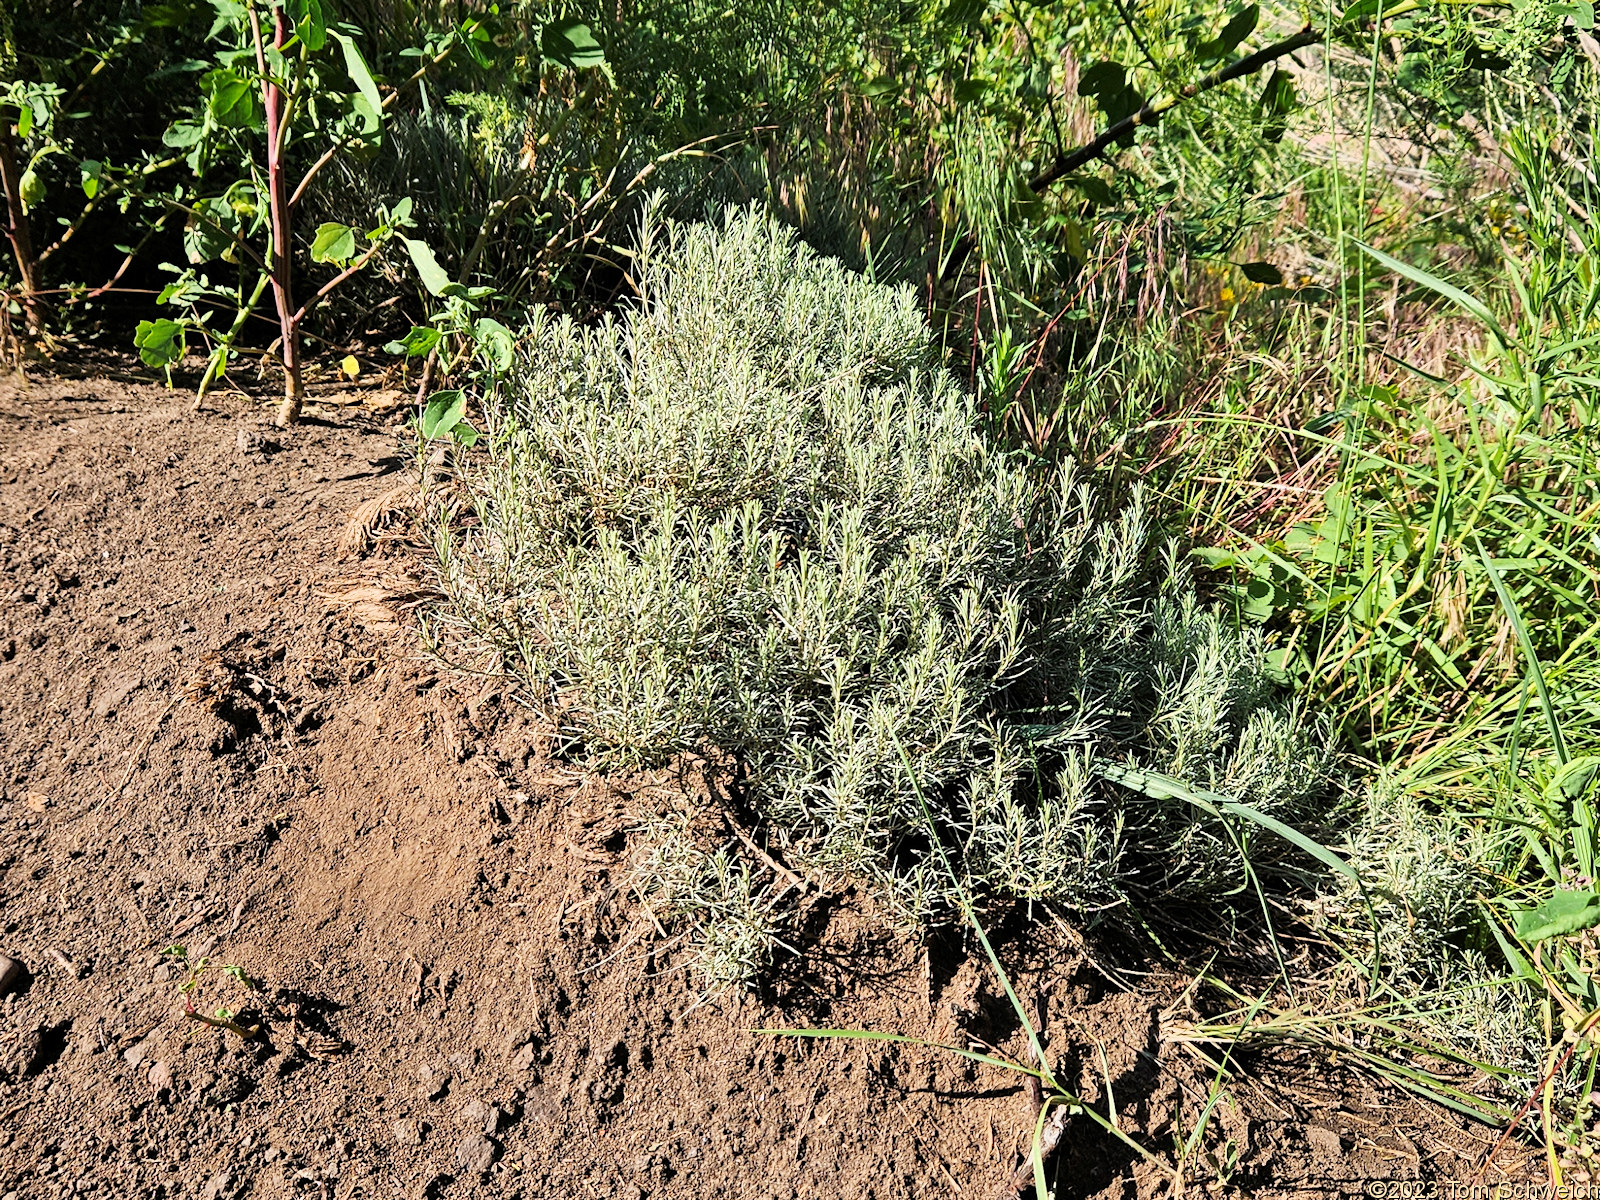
[434,204,1329,985]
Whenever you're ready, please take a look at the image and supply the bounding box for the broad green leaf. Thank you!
[18,168,44,212]
[162,120,206,149]
[1483,904,1538,981]
[143,1,195,26]
[1064,175,1115,206]
[404,238,450,295]
[1555,0,1596,29]
[1189,546,1245,568]
[384,325,442,358]
[1546,758,1600,806]
[1077,61,1125,99]
[541,19,606,70]
[329,30,383,121]
[288,0,327,50]
[1514,890,1600,943]
[183,196,239,265]
[450,420,480,447]
[1258,67,1296,116]
[203,68,259,129]
[1257,67,1296,142]
[134,318,186,368]
[310,222,357,265]
[1236,576,1278,622]
[940,0,988,27]
[80,160,103,200]
[459,16,495,68]
[1241,261,1283,285]
[16,104,32,139]
[860,75,899,97]
[349,90,380,136]
[473,317,514,373]
[1215,4,1259,54]
[420,390,466,439]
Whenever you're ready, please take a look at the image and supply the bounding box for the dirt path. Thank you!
[0,365,1533,1199]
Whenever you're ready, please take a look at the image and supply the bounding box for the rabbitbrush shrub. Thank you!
[435,205,1329,985]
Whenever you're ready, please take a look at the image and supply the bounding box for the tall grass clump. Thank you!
[433,204,1331,985]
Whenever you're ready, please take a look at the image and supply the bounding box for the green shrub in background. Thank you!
[433,205,1330,985]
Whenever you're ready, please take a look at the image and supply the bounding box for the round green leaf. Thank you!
[420,390,466,439]
[311,222,358,265]
[18,168,44,213]
[404,239,451,296]
[1514,890,1600,943]
[473,317,514,374]
[541,19,606,70]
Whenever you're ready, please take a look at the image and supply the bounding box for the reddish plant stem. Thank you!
[249,1,303,426]
[0,114,44,337]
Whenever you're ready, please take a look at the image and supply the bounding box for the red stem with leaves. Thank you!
[248,0,303,426]
[0,114,44,338]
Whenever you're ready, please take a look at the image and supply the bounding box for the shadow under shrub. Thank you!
[433,204,1332,986]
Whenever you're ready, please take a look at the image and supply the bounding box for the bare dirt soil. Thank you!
[0,361,1538,1199]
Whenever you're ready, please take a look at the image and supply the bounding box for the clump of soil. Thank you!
[0,361,1535,1198]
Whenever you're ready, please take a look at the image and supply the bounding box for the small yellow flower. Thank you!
[1219,287,1235,304]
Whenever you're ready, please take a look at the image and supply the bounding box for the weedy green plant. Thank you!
[129,0,484,424]
[1081,31,1600,1161]
[430,203,1332,986]
[163,944,263,1041]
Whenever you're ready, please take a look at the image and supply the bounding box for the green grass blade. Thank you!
[1354,240,1515,350]
[887,726,1054,1086]
[1096,763,1359,884]
[1475,536,1569,766]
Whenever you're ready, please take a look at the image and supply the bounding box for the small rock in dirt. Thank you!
[1306,1124,1343,1160]
[200,1169,235,1200]
[392,1118,424,1147]
[24,791,49,813]
[235,428,279,456]
[147,1061,173,1092]
[455,1133,497,1177]
[122,1041,148,1067]
[91,670,143,719]
[418,1063,450,1101]
[205,1070,251,1106]
[456,1098,489,1128]
[12,1026,45,1076]
[509,1042,537,1072]
[0,955,26,997]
